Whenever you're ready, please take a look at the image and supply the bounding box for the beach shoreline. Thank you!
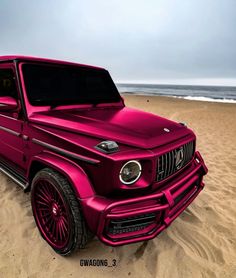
[121,92,236,103]
[117,83,236,104]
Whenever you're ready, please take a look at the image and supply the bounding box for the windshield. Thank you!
[22,63,121,106]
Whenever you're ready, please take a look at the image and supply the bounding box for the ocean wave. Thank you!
[175,96,236,103]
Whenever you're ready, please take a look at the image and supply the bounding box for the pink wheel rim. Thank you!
[32,179,70,249]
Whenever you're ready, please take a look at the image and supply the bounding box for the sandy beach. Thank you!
[0,95,236,278]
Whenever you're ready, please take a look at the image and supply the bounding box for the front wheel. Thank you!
[31,168,89,255]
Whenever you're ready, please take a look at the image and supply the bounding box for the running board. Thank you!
[0,165,28,190]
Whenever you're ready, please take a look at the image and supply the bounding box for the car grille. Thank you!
[156,141,195,181]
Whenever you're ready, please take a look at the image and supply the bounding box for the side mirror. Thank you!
[0,96,18,111]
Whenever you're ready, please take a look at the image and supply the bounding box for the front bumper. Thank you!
[81,151,208,246]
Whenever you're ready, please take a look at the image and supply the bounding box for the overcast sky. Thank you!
[0,0,235,85]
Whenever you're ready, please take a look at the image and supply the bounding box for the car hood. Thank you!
[29,107,192,149]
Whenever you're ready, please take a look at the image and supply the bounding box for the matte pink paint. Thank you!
[0,56,208,247]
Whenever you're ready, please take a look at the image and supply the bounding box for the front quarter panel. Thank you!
[28,151,95,199]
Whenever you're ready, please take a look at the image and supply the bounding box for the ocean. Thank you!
[116,83,236,103]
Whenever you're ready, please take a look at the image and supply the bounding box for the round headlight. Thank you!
[119,160,142,185]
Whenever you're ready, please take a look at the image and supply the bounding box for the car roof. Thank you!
[0,55,104,70]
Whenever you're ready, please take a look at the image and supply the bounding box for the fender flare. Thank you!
[27,150,95,199]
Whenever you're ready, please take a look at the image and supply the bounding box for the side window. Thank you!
[0,69,18,99]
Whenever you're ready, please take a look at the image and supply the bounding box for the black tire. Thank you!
[31,168,89,256]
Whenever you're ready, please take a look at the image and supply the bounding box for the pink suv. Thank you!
[0,56,208,255]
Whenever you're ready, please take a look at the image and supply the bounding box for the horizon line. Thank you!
[115,78,236,87]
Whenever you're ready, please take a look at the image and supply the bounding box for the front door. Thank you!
[0,64,25,174]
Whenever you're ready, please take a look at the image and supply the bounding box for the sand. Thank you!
[0,95,236,278]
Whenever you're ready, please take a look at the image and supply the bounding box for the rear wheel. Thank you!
[31,168,89,255]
